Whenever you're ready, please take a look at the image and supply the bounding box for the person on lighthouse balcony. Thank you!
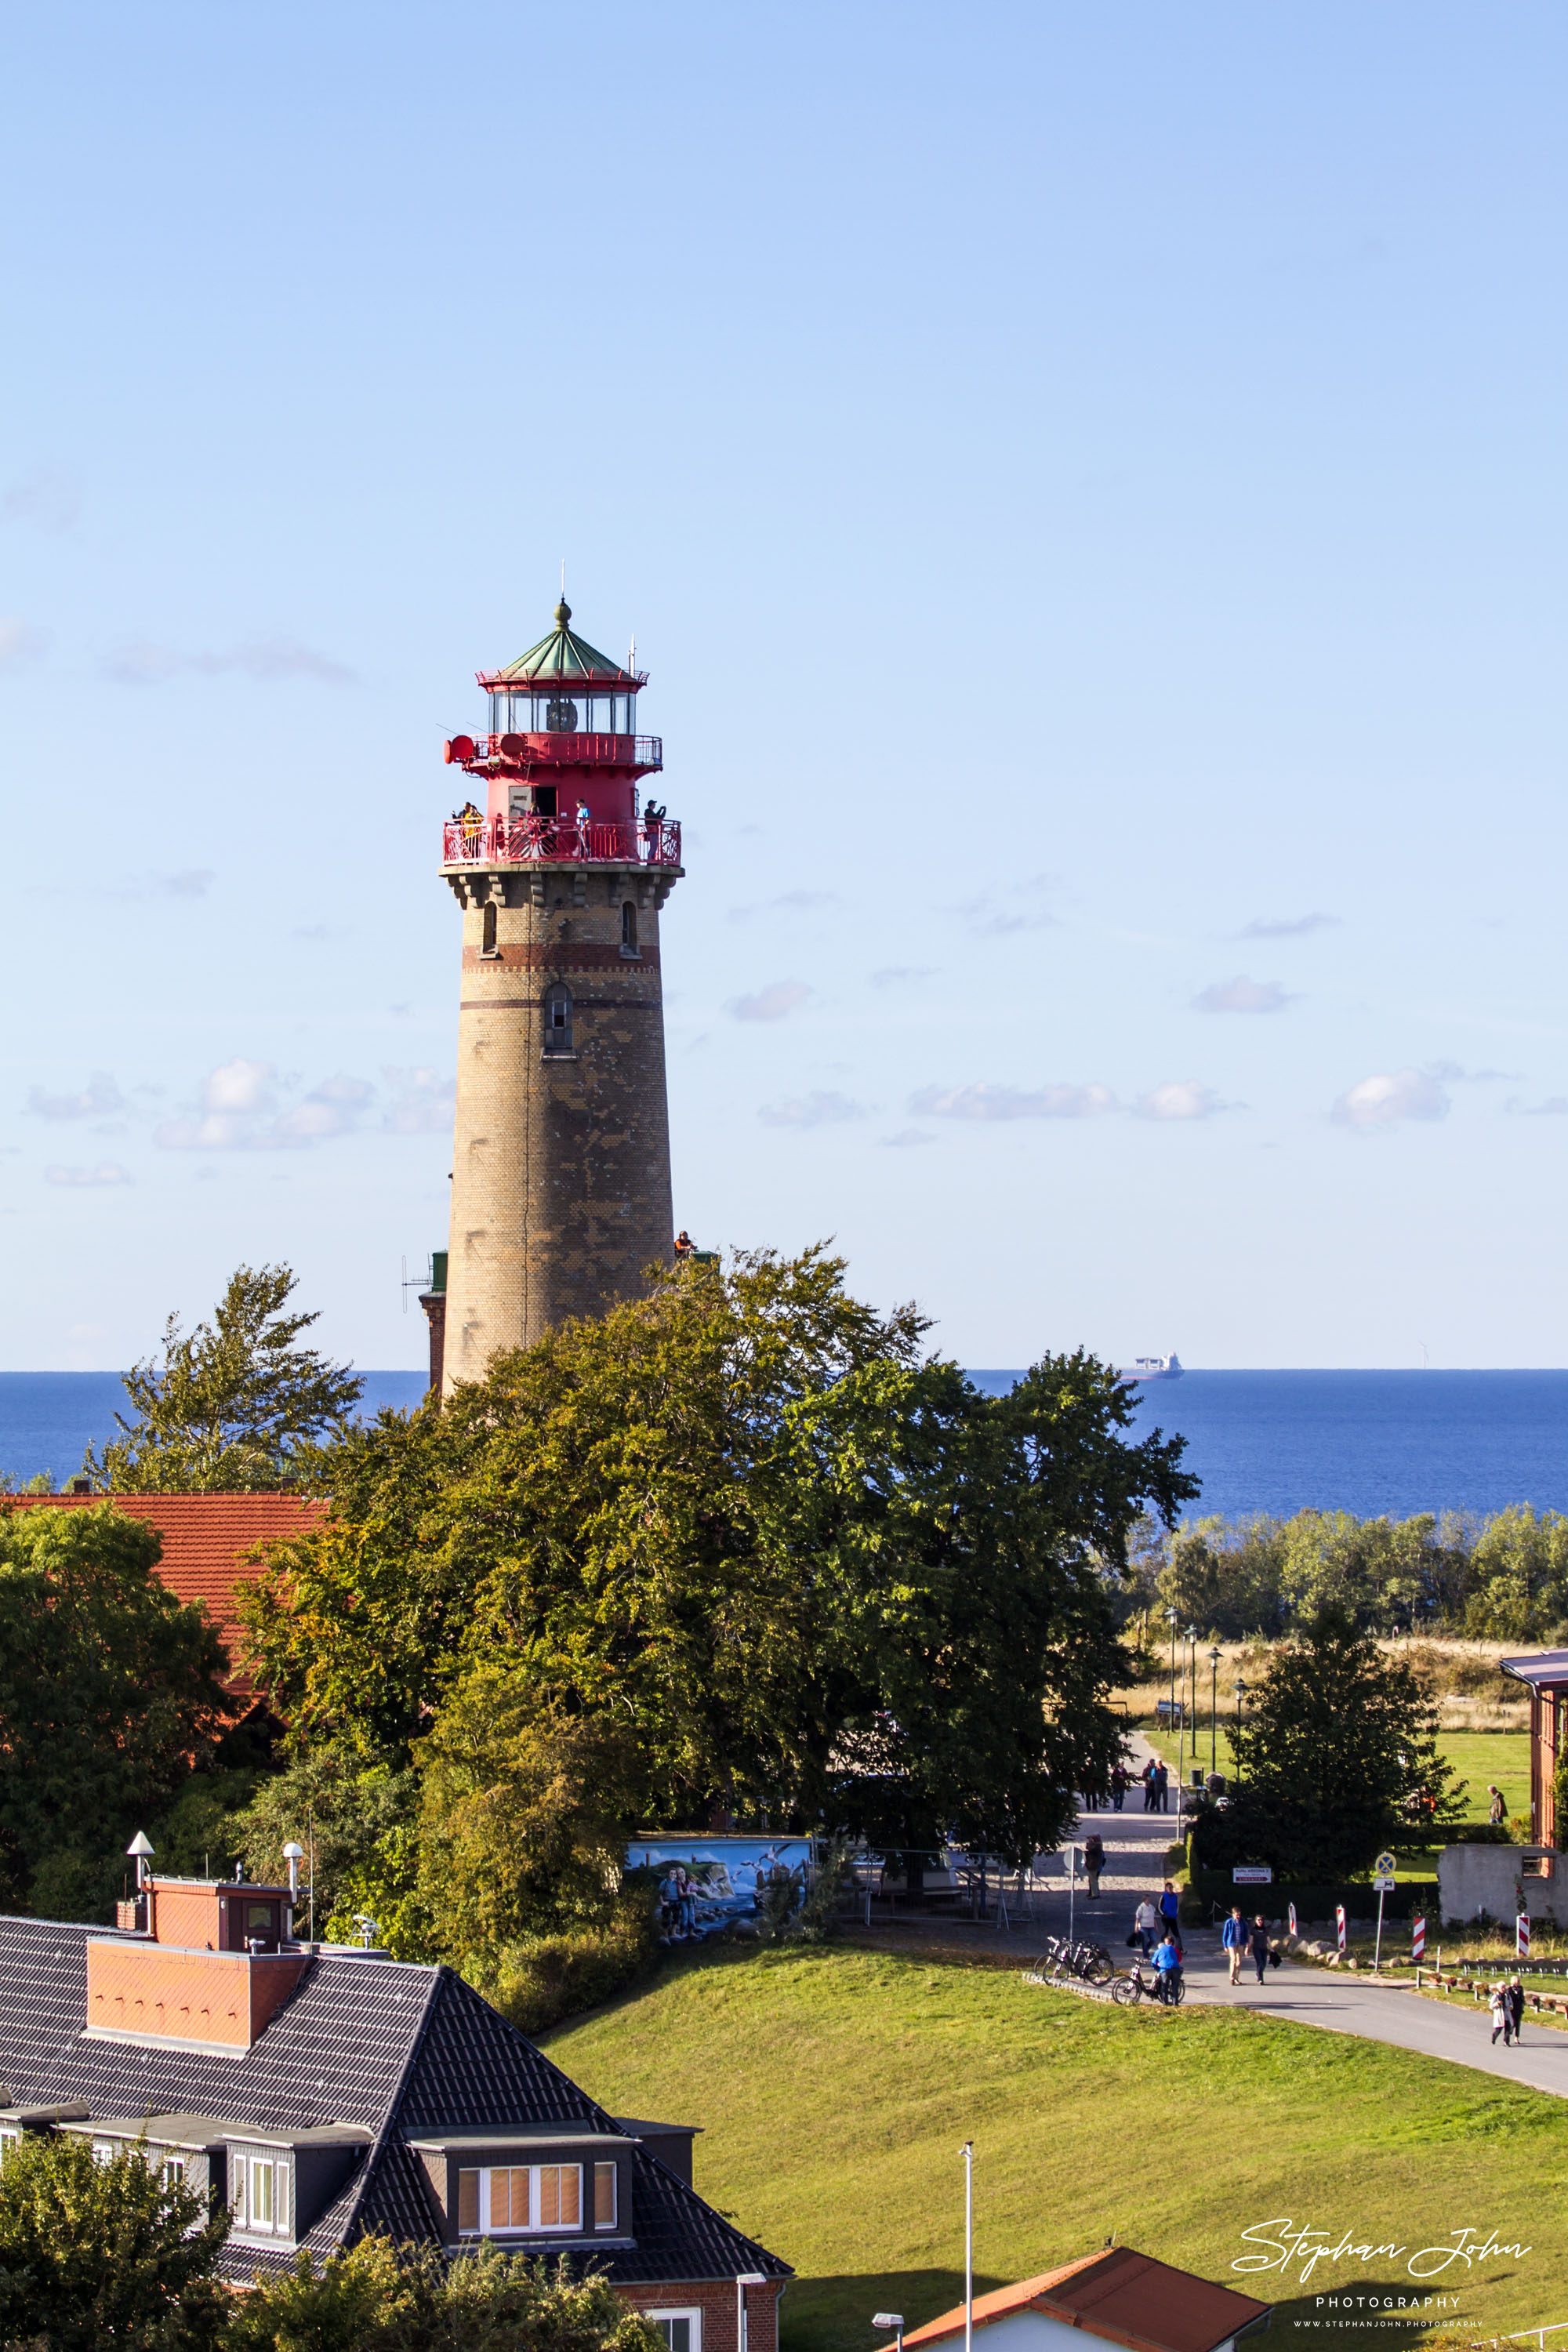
[575,797,592,855]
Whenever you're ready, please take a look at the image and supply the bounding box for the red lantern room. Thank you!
[441,599,675,870]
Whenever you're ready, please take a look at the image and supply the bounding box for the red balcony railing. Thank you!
[463,732,662,771]
[441,816,681,868]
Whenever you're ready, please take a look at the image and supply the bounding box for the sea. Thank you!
[3,1367,1568,1524]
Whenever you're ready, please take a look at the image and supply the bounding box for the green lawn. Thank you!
[546,1940,1568,2351]
[1436,1731,1530,1821]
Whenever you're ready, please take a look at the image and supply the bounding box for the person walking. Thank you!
[1109,1764,1129,1812]
[1248,1914,1271,1986]
[1490,1983,1512,2046]
[1083,1832,1105,1900]
[1158,1879,1182,1953]
[1488,1785,1508,1826]
[1221,1905,1247,1985]
[1134,1896,1160,1956]
[1141,1760,1158,1813]
[1508,1976,1526,2045]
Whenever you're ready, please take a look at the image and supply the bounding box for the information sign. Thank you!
[1233,1866,1272,1884]
[1372,1874,1396,1892]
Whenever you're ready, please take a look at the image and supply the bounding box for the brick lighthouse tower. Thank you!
[427,600,682,1393]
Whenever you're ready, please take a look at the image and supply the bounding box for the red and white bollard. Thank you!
[1336,1904,1347,1956]
[1411,1915,1425,1963]
[1518,1911,1530,1962]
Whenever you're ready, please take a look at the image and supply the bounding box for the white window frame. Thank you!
[592,2158,618,2230]
[230,2148,292,2241]
[456,2161,585,2238]
[645,2308,703,2352]
[0,2126,20,2165]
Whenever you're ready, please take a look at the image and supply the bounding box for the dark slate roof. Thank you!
[0,1917,788,2285]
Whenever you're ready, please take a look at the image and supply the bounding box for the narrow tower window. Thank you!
[481,902,497,955]
[620,902,639,956]
[544,983,573,1055]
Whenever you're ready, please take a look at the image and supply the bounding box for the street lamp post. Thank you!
[1207,1647,1221,1777]
[1167,1606,1178,1757]
[737,2274,768,2352]
[961,2141,975,2352]
[873,2319,906,2352]
[1234,1678,1248,1785]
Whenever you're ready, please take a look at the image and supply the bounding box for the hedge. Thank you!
[1187,1865,1440,1924]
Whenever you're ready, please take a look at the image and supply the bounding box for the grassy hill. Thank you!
[546,1938,1568,2350]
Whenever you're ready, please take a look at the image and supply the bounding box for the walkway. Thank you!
[1013,1770,1568,2100]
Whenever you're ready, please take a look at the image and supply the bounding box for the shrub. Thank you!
[488,1893,659,2037]
[0,2129,230,2351]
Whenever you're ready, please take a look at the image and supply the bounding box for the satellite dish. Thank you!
[444,734,475,764]
[499,733,526,760]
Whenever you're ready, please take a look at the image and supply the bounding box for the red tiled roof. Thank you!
[900,2250,1270,2352]
[4,1493,325,1682]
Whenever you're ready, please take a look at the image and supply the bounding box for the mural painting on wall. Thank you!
[629,1838,814,1943]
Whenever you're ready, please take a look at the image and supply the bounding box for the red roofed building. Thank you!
[4,1494,324,1693]
[900,2252,1270,2352]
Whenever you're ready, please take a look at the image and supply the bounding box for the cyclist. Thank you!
[1152,1929,1183,2005]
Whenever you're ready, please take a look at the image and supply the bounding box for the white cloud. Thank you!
[729,980,813,1022]
[1507,1095,1568,1117]
[959,892,1058,938]
[758,1091,865,1128]
[3,468,78,534]
[205,1058,275,1115]
[910,1081,1116,1121]
[870,966,936,987]
[27,1072,125,1121]
[104,636,354,686]
[1240,913,1338,938]
[157,1060,378,1149]
[383,1067,456,1134]
[1193,975,1291,1015]
[1332,1069,1450,1128]
[880,1127,935,1148]
[1134,1082,1229,1121]
[46,1163,130,1186]
[0,619,45,675]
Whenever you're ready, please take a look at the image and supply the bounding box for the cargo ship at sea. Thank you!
[1118,1354,1183,1382]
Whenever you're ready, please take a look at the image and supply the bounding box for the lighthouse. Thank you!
[427,600,682,1393]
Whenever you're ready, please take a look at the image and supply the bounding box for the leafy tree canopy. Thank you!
[0,1503,230,1911]
[240,1247,1196,1866]
[0,2129,230,2352]
[84,1263,362,1493]
[1193,1602,1465,1880]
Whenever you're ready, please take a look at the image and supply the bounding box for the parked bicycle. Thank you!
[1033,1934,1114,1986]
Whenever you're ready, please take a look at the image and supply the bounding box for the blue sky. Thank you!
[3,3,1566,1372]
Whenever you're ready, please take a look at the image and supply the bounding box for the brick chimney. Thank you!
[88,1871,307,2055]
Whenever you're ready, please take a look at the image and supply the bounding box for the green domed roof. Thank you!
[481,599,644,688]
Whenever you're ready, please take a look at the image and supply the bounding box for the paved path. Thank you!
[1019,1788,1568,2099]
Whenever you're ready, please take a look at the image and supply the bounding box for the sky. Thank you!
[2,3,1566,1374]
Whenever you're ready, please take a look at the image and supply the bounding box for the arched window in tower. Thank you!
[481,902,497,955]
[620,902,639,957]
[543,983,573,1055]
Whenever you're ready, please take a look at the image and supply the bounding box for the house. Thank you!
[900,2252,1270,2352]
[0,1870,789,2348]
[4,1492,325,1693]
[1499,1648,1568,1846]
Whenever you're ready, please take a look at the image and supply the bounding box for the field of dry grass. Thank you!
[1112,1635,1530,1733]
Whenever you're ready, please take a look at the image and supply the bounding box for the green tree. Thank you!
[233,1739,423,1952]
[0,1503,229,1911]
[228,2237,666,2352]
[415,1668,645,1970]
[1463,1505,1568,1640]
[85,1264,362,1493]
[240,1248,1195,1865]
[1193,1602,1465,1881]
[0,2129,230,2351]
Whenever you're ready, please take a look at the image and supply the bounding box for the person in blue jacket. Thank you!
[1158,1879,1183,1953]
[1221,1904,1247,1985]
[1152,1931,1183,2002]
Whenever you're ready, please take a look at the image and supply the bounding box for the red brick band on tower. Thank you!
[430,601,682,1392]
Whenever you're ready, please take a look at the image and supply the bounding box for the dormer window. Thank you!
[231,2146,292,2240]
[456,2161,584,2236]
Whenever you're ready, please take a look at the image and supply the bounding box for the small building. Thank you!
[901,2252,1270,2352]
[4,1491,324,1697]
[0,1873,789,2342]
[1499,1648,1568,1847]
